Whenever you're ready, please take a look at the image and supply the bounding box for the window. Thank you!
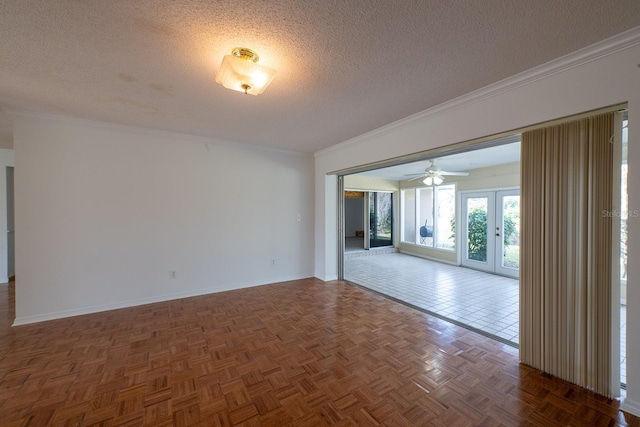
[401,184,455,250]
[401,190,416,243]
[621,117,628,283]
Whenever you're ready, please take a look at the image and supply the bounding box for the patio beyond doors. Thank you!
[461,189,520,278]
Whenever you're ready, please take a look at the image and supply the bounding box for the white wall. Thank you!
[448,161,520,192]
[12,113,314,324]
[344,175,399,192]
[314,30,640,413]
[0,149,15,282]
[344,197,364,237]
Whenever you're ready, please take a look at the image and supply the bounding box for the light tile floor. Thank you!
[345,252,520,345]
[345,251,627,385]
[345,236,365,252]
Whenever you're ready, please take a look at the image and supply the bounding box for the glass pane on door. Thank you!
[466,197,489,262]
[500,195,520,270]
[435,185,456,249]
[370,192,393,248]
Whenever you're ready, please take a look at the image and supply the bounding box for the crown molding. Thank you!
[315,26,640,159]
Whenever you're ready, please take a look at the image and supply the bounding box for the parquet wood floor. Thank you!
[0,278,637,426]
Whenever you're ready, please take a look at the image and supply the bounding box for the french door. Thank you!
[460,189,520,278]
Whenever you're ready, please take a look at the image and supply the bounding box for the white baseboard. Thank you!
[397,249,458,266]
[12,273,313,326]
[621,397,640,418]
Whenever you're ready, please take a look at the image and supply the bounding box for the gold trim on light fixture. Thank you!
[232,48,259,63]
[215,47,277,96]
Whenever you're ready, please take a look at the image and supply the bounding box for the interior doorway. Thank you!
[344,190,394,252]
[460,189,520,278]
[344,191,366,252]
[341,140,522,346]
[339,109,627,392]
[6,166,14,280]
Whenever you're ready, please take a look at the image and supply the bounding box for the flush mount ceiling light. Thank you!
[215,47,277,96]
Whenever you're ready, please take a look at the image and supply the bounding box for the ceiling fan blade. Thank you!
[439,171,469,176]
[407,175,426,182]
[403,173,425,177]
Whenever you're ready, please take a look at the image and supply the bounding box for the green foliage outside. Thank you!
[467,208,488,261]
[459,207,519,264]
[503,245,520,269]
[370,193,393,239]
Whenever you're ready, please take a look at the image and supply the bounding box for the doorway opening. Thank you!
[344,191,365,252]
[338,106,627,395]
[344,190,394,253]
[342,138,521,345]
[7,166,14,281]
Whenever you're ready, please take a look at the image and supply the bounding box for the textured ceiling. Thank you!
[0,1,638,152]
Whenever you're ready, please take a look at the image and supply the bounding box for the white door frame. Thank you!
[460,191,496,273]
[459,188,519,278]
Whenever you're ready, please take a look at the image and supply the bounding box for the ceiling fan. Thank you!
[404,159,469,185]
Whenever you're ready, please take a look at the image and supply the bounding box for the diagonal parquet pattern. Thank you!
[0,278,637,426]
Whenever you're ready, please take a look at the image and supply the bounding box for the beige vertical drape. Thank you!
[520,112,614,397]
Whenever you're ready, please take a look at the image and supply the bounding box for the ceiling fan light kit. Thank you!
[215,47,277,96]
[405,159,469,186]
[423,175,444,186]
